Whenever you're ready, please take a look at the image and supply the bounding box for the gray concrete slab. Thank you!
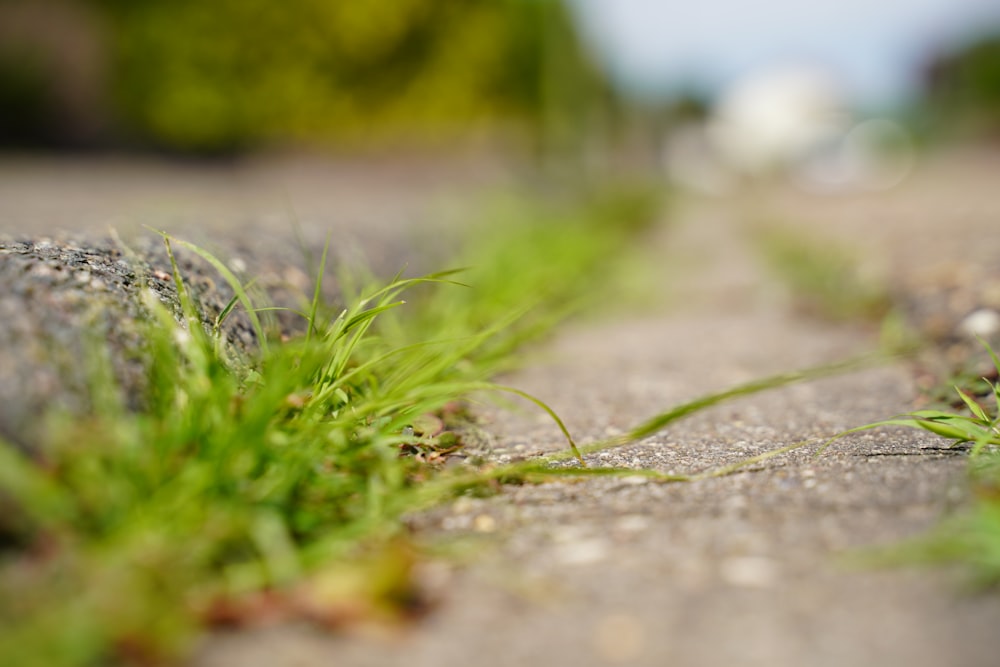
[192,150,1000,667]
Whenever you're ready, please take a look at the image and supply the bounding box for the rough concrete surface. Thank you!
[2,151,999,666]
[0,153,503,447]
[193,151,1000,667]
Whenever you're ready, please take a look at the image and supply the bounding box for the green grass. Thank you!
[753,212,1000,586]
[821,340,1000,586]
[751,221,1000,585]
[751,222,890,323]
[0,186,664,666]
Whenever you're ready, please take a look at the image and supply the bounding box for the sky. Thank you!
[566,0,1000,107]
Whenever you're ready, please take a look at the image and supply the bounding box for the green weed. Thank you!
[820,341,1000,457]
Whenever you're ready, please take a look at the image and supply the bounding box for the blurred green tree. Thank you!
[91,0,612,153]
[921,33,1000,141]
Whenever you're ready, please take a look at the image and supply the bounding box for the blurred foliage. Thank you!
[0,0,110,148]
[752,223,890,323]
[0,47,53,147]
[79,0,613,153]
[920,32,1000,141]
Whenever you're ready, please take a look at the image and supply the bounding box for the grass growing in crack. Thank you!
[820,340,1000,587]
[750,221,1000,585]
[751,222,890,323]
[0,187,661,667]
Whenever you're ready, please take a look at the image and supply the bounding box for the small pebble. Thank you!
[959,308,1000,338]
[452,497,474,514]
[621,475,649,486]
[593,612,646,663]
[473,514,497,533]
[720,556,778,588]
[615,515,650,533]
[554,538,609,565]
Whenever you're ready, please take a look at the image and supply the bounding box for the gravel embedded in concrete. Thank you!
[2,152,1000,667]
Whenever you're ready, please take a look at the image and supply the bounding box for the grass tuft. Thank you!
[819,338,1000,586]
[0,187,664,666]
[751,222,890,323]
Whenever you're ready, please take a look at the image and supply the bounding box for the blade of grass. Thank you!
[305,235,331,346]
[161,231,269,356]
[536,351,892,464]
